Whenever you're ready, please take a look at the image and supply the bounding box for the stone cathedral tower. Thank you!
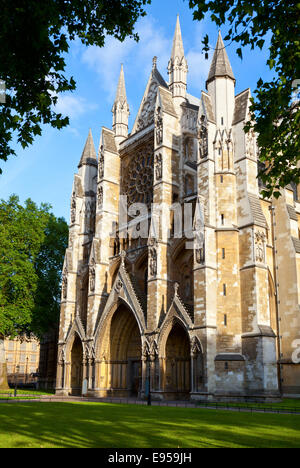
[56,17,300,400]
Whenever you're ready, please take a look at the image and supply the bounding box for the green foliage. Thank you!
[189,0,300,198]
[0,0,151,172]
[0,195,68,338]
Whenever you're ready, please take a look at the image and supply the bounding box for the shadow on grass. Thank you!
[0,402,299,448]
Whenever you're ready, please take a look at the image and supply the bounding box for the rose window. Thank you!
[122,149,154,206]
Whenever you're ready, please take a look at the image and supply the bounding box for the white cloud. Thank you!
[81,16,172,102]
[54,94,97,120]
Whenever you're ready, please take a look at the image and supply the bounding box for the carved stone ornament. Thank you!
[149,338,158,361]
[155,153,162,181]
[115,279,123,294]
[191,337,201,357]
[255,231,266,263]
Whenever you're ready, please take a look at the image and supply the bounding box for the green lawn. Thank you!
[0,402,299,448]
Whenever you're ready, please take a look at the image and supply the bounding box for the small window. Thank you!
[220,175,223,183]
[222,248,225,259]
[221,214,224,225]
[225,362,228,370]
[223,284,226,296]
[221,117,224,126]
[224,314,227,326]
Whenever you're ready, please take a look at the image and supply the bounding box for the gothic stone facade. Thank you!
[56,19,300,400]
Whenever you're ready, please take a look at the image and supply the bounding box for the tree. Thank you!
[0,0,151,172]
[31,214,69,338]
[189,0,300,198]
[0,195,68,338]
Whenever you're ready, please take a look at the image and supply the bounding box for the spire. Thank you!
[171,15,185,59]
[206,31,235,87]
[78,129,97,168]
[112,64,129,143]
[168,15,188,102]
[114,64,127,104]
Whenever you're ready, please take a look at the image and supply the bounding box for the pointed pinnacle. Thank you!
[206,31,235,86]
[115,64,127,103]
[78,129,97,168]
[171,15,185,59]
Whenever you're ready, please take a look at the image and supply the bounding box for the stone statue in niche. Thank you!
[89,259,96,292]
[62,268,68,299]
[155,107,163,145]
[97,186,103,208]
[98,147,104,179]
[71,192,76,224]
[149,240,157,277]
[155,154,162,181]
[198,116,208,159]
[195,232,205,265]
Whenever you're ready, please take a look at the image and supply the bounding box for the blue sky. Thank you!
[0,0,274,221]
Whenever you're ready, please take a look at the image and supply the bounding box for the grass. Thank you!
[0,389,55,397]
[0,402,299,448]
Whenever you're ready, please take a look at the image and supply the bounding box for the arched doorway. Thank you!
[165,322,191,399]
[70,334,83,395]
[108,304,142,397]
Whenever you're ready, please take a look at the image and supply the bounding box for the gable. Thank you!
[131,67,168,135]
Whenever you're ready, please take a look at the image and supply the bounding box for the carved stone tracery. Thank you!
[255,231,266,263]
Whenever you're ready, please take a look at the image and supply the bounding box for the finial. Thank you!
[152,56,157,70]
[174,282,179,296]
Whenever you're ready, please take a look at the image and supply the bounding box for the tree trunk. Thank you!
[0,336,9,390]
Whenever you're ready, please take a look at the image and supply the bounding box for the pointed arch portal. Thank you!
[99,303,142,397]
[164,322,191,398]
[70,334,83,396]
